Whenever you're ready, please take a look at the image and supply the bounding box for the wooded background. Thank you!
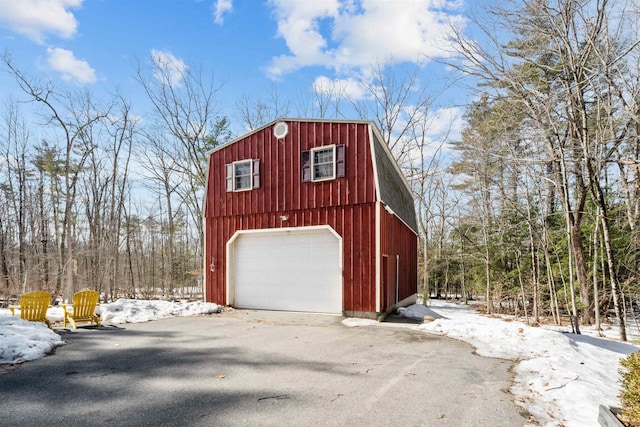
[1,0,638,340]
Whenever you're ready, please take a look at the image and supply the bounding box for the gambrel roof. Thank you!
[369,126,418,234]
[208,118,418,234]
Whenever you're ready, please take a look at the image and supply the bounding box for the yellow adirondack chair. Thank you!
[63,290,101,329]
[9,291,52,328]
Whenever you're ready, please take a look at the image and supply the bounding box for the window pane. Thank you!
[234,161,252,190]
[235,176,251,190]
[314,164,333,179]
[314,149,333,164]
[235,162,251,176]
[312,147,335,180]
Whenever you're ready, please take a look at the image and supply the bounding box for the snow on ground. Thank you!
[0,316,64,364]
[394,300,639,427]
[1,297,637,426]
[341,317,378,327]
[0,299,221,364]
[98,299,221,324]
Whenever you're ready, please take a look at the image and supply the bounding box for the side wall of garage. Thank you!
[379,206,418,313]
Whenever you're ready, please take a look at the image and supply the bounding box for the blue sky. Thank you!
[0,0,471,138]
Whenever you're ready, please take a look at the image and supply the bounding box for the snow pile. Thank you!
[415,300,639,427]
[396,303,445,321]
[0,316,65,364]
[100,299,221,324]
[342,317,378,327]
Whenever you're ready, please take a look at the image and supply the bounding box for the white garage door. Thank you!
[231,227,342,313]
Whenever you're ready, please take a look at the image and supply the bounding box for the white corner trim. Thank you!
[225,234,235,306]
[367,126,382,202]
[375,201,381,313]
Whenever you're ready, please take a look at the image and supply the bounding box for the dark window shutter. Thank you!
[301,150,311,182]
[252,159,260,189]
[225,164,233,192]
[336,145,346,178]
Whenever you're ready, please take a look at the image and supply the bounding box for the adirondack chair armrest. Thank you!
[62,303,101,310]
[62,303,99,311]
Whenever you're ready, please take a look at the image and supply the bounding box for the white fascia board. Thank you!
[367,125,382,201]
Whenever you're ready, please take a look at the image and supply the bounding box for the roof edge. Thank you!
[368,124,414,196]
[206,117,379,156]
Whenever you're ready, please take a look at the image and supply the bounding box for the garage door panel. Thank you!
[232,229,342,313]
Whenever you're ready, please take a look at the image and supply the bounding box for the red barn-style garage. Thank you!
[203,119,418,318]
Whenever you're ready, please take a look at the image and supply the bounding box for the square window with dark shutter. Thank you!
[226,159,259,192]
[302,145,346,182]
[312,146,335,181]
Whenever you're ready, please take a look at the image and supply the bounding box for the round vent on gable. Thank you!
[273,121,289,139]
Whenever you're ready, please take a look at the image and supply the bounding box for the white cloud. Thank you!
[213,0,233,25]
[150,49,188,87]
[266,0,341,77]
[0,0,82,44]
[426,106,464,138]
[46,47,96,84]
[312,75,366,100]
[266,0,465,78]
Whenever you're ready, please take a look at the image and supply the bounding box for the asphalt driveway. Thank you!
[0,310,528,426]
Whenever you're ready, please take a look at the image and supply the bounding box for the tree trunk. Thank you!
[0,216,9,289]
[597,201,627,341]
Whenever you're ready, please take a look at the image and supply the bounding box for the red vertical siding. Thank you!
[206,121,374,218]
[205,205,377,313]
[379,207,418,312]
[204,121,380,313]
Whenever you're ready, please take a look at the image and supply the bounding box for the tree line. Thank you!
[0,53,224,304]
[421,0,640,341]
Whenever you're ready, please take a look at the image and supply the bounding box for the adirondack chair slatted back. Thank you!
[10,291,52,328]
[74,290,99,317]
[63,290,101,329]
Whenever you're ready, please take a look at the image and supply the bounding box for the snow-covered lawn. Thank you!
[1,298,637,426]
